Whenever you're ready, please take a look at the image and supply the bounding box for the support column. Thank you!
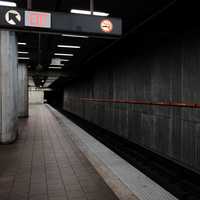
[0,31,18,144]
[18,64,29,118]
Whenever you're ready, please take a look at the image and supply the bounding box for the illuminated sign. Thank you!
[100,19,113,33]
[5,10,21,25]
[25,11,51,28]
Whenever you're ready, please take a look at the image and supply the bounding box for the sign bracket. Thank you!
[90,0,94,15]
[27,0,32,9]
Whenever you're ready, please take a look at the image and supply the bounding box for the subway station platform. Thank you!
[0,104,118,200]
[1,1,200,200]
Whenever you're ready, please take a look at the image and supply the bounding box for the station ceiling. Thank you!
[13,0,174,87]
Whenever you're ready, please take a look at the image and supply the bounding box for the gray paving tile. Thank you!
[49,196,68,200]
[8,193,28,200]
[29,194,48,200]
[0,105,118,200]
[0,192,9,200]
[67,189,85,199]
[30,183,47,195]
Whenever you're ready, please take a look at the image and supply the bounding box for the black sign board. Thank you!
[0,6,122,37]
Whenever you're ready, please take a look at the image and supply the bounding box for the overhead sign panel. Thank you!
[0,6,122,37]
[25,11,51,28]
[51,13,121,36]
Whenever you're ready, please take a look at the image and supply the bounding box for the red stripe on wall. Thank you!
[80,98,200,109]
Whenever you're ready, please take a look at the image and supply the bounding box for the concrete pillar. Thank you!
[18,64,28,118]
[0,31,18,144]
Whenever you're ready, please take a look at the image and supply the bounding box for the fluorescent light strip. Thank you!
[0,1,16,7]
[18,57,30,60]
[61,59,70,62]
[50,64,64,66]
[18,51,29,54]
[57,45,80,49]
[18,42,27,45]
[62,34,89,38]
[49,67,62,69]
[53,58,70,62]
[94,11,110,16]
[70,9,109,17]
[54,53,74,56]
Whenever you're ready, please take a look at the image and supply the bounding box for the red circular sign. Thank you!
[100,19,113,33]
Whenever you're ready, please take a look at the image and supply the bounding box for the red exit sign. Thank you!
[25,11,51,28]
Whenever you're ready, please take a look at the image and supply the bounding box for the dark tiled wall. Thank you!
[63,32,200,173]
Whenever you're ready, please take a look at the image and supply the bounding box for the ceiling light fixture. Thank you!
[49,66,62,69]
[18,57,30,60]
[0,1,16,7]
[18,42,27,45]
[52,58,70,62]
[57,45,80,49]
[60,59,70,62]
[93,11,110,17]
[70,9,109,17]
[50,63,64,66]
[62,34,89,38]
[54,53,74,57]
[18,51,29,54]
